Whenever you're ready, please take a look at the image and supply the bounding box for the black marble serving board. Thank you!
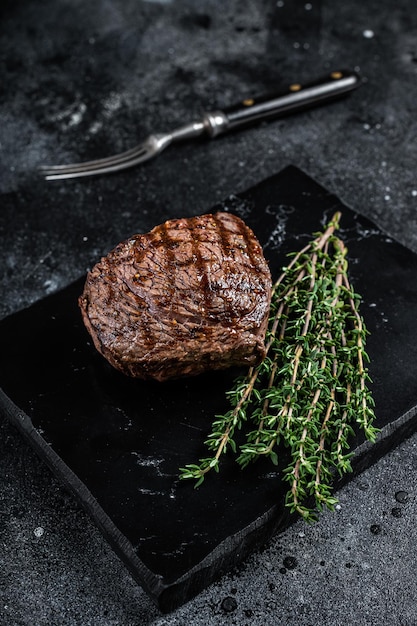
[1,166,417,612]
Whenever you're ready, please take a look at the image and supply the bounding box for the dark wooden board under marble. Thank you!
[1,166,417,612]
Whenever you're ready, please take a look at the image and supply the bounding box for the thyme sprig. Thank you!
[179,212,379,522]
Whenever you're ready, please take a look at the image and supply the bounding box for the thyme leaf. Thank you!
[179,212,379,523]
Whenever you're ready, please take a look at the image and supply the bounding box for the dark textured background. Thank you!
[1,0,417,624]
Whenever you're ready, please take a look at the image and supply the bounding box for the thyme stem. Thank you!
[179,212,378,521]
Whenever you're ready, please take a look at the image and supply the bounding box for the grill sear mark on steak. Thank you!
[79,212,272,381]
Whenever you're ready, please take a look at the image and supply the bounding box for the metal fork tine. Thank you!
[41,152,156,180]
[40,143,150,178]
[40,121,204,180]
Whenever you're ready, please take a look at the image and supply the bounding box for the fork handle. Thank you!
[216,69,360,133]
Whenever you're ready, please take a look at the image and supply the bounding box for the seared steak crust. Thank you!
[79,212,272,381]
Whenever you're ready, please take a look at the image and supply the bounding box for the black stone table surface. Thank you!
[1,0,417,624]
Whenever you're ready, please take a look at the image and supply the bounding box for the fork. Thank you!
[40,70,360,181]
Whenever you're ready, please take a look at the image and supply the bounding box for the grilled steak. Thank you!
[79,212,272,381]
